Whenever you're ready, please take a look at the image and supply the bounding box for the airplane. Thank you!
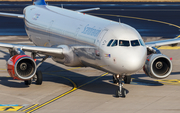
[0,0,180,98]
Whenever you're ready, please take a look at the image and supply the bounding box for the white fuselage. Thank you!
[24,5,147,75]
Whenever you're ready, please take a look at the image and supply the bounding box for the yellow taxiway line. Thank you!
[155,79,180,85]
[157,46,180,49]
[25,73,108,113]
[90,13,180,29]
[22,104,38,112]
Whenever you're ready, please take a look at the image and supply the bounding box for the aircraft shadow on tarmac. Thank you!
[0,49,168,97]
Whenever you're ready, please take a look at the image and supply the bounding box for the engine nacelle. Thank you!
[143,54,172,79]
[7,55,36,80]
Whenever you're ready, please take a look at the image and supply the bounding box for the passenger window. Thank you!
[131,40,140,46]
[119,40,130,46]
[107,39,114,46]
[111,40,118,47]
[139,39,145,46]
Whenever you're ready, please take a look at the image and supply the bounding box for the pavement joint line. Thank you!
[26,72,108,113]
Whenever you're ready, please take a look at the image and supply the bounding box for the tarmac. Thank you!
[0,36,179,113]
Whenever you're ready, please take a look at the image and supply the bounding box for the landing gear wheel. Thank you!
[24,79,32,85]
[115,75,126,98]
[121,88,126,97]
[116,88,126,98]
[116,89,121,97]
[35,70,42,85]
[124,75,131,84]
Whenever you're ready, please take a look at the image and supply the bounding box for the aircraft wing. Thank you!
[145,38,180,47]
[0,12,24,19]
[0,42,63,57]
[76,8,100,13]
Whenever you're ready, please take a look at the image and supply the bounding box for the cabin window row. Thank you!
[107,39,145,47]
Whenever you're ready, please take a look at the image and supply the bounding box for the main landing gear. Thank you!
[24,70,42,85]
[24,52,48,86]
[113,74,131,98]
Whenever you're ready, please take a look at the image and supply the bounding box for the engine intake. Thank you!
[143,54,172,79]
[7,55,36,80]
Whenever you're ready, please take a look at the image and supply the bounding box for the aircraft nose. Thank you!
[123,55,145,72]
[124,49,146,73]
[117,47,147,73]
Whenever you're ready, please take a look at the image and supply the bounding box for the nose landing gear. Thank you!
[116,75,126,97]
[113,74,131,98]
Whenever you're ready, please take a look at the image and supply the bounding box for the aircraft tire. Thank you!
[24,79,32,85]
[116,89,120,97]
[35,70,42,85]
[121,88,126,98]
[116,88,126,98]
[124,75,131,84]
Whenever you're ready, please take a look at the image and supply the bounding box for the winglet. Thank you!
[33,0,46,5]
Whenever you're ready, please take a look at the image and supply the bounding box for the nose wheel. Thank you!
[113,74,131,98]
[116,75,126,97]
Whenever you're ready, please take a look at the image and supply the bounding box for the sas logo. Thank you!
[32,14,40,20]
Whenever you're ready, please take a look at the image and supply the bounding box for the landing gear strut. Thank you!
[113,74,132,97]
[113,74,119,84]
[115,75,126,97]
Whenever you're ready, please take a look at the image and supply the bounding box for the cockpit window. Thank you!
[139,39,145,46]
[131,40,140,46]
[107,39,114,46]
[111,40,118,47]
[119,40,130,46]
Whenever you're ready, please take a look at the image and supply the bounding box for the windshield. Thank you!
[139,39,145,46]
[107,39,114,46]
[131,40,140,46]
[119,40,130,46]
[111,40,118,47]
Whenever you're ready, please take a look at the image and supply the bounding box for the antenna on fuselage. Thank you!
[119,18,121,24]
[61,4,63,9]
